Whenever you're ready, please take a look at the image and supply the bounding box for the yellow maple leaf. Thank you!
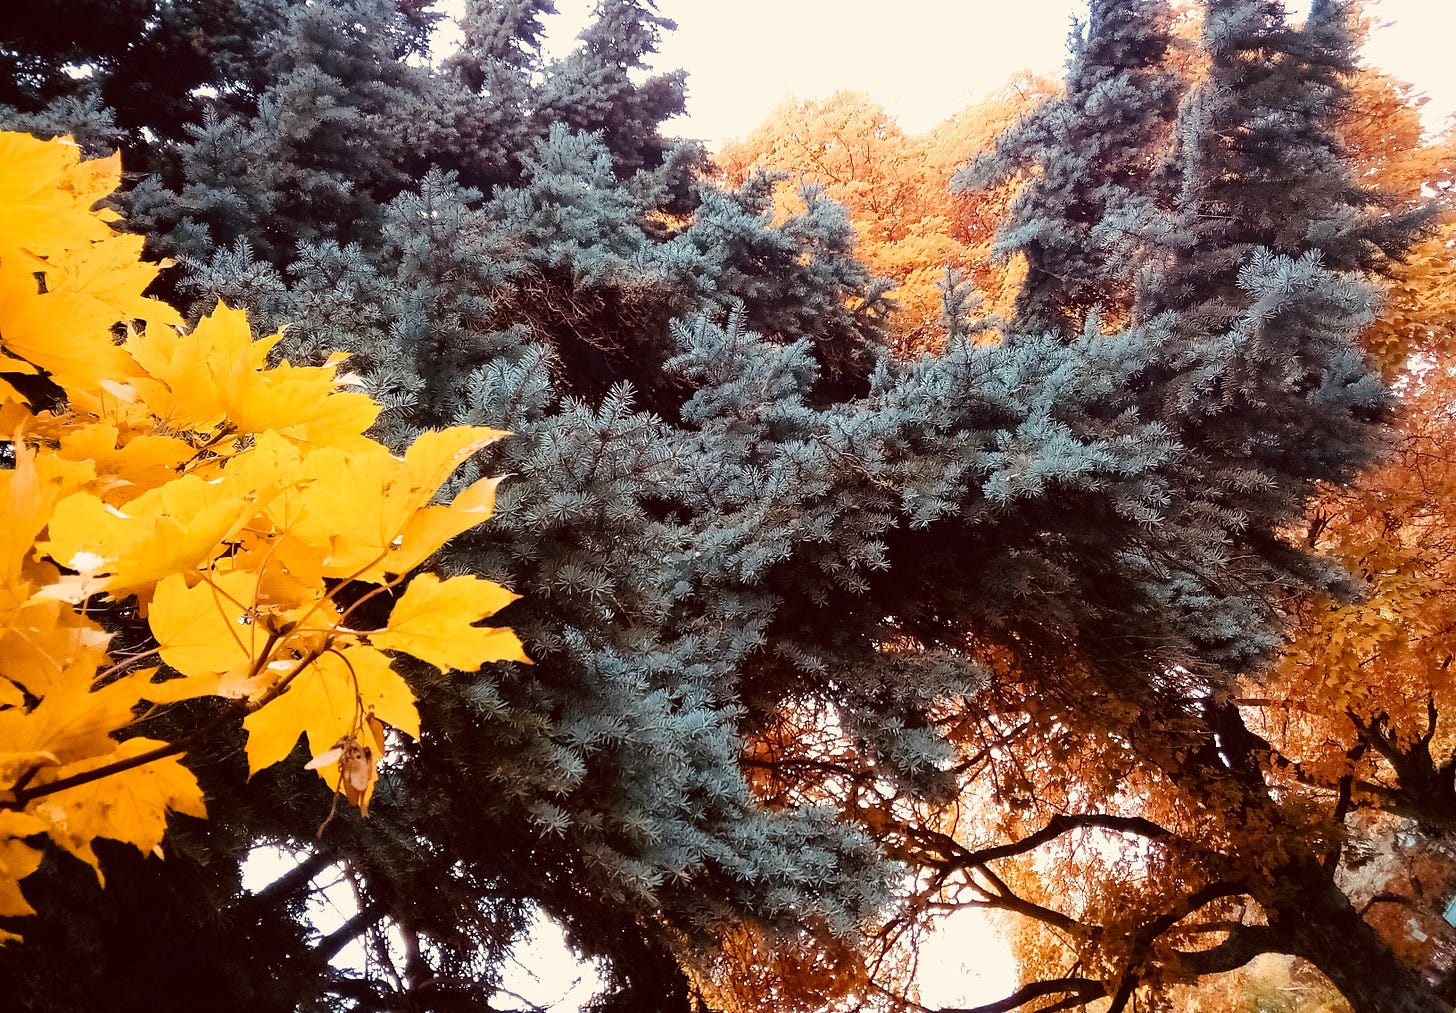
[41,231,181,330]
[219,356,380,449]
[125,303,380,449]
[0,595,111,701]
[0,811,48,919]
[390,472,505,576]
[0,237,174,392]
[39,470,277,599]
[294,427,508,579]
[371,573,528,672]
[29,737,206,884]
[149,570,266,684]
[0,130,529,923]
[54,425,196,502]
[125,300,275,433]
[241,642,418,776]
[0,134,114,256]
[0,440,67,590]
[397,426,511,508]
[0,665,160,768]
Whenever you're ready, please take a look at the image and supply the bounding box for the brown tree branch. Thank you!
[317,902,387,963]
[1172,924,1286,976]
[935,975,1106,1013]
[947,813,1171,870]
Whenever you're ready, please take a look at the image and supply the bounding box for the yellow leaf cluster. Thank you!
[0,132,527,933]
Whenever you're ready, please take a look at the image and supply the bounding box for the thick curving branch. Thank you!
[947,813,1172,870]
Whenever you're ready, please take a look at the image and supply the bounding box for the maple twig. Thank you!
[337,569,410,629]
[6,737,193,806]
[4,640,325,809]
[94,646,163,683]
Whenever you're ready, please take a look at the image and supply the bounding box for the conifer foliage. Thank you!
[0,1,1442,1011]
[959,0,1184,338]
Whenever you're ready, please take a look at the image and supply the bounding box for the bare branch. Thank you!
[1172,924,1286,976]
[948,813,1171,870]
[935,975,1106,1013]
[317,902,387,963]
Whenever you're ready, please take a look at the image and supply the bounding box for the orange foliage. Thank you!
[716,80,1055,354]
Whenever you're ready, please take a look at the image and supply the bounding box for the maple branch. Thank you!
[317,901,387,962]
[1135,879,1252,943]
[1347,707,1456,832]
[929,913,1281,1013]
[891,816,981,868]
[4,642,326,809]
[4,738,190,806]
[1325,772,1356,869]
[246,847,337,908]
[965,865,1081,936]
[1171,924,1286,976]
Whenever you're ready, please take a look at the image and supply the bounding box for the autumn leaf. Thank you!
[0,596,111,701]
[0,131,523,932]
[38,471,278,598]
[293,426,508,579]
[123,303,265,432]
[391,472,506,576]
[149,570,266,686]
[0,811,47,919]
[28,737,206,884]
[0,134,115,255]
[54,424,195,501]
[241,643,418,771]
[0,441,71,590]
[372,573,528,671]
[0,235,173,390]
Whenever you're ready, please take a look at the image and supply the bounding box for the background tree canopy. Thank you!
[1,1,1451,1011]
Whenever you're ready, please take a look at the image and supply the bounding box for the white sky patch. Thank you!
[496,909,608,1010]
[517,0,1456,146]
[242,846,605,1008]
[914,908,1019,1006]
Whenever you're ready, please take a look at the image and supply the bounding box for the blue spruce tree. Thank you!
[958,0,1185,339]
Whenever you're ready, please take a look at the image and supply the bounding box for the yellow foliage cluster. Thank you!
[0,132,527,937]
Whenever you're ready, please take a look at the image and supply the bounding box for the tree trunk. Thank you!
[1267,857,1447,1013]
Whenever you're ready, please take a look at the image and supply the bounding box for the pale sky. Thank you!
[528,0,1456,146]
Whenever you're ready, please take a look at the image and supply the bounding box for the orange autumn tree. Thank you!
[716,82,1054,354]
[0,131,527,935]
[701,7,1454,1013]
[892,62,1456,1013]
[930,61,1455,1013]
